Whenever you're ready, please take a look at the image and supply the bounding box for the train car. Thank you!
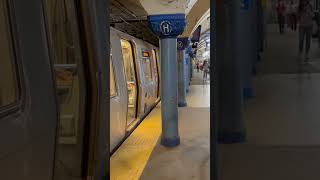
[110,27,160,153]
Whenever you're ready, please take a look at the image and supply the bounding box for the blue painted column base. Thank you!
[161,136,180,147]
[218,132,246,144]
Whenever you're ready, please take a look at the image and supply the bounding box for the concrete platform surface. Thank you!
[190,70,210,85]
[110,85,210,180]
[246,73,320,145]
[219,144,320,180]
[220,24,320,180]
[186,85,210,108]
[258,24,320,74]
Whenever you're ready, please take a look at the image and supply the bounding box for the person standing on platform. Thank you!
[276,0,287,34]
[298,0,314,62]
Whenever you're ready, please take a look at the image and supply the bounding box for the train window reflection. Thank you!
[120,39,138,126]
[0,1,19,109]
[45,0,86,179]
[110,56,117,97]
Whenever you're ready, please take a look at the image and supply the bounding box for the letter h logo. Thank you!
[160,21,172,35]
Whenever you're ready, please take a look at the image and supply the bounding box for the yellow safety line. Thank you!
[110,108,162,180]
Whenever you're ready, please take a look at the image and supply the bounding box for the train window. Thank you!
[44,0,87,179]
[121,40,136,82]
[110,55,117,97]
[142,57,152,81]
[120,39,138,126]
[0,1,19,110]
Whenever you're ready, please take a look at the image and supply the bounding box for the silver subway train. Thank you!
[110,27,160,152]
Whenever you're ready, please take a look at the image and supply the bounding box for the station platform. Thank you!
[190,68,210,85]
[110,71,210,180]
[219,24,320,180]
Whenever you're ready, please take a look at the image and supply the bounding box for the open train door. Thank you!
[0,0,58,179]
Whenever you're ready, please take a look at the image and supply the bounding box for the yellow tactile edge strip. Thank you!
[110,108,162,180]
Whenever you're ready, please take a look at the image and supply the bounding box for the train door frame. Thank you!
[42,0,93,179]
[152,49,160,98]
[109,48,118,99]
[74,0,109,179]
[120,38,140,128]
[109,42,127,152]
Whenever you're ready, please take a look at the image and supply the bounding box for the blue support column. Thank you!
[257,0,263,53]
[242,0,260,99]
[234,0,254,99]
[177,37,188,107]
[187,46,193,88]
[190,56,193,81]
[188,46,193,81]
[217,0,246,144]
[184,57,188,94]
[184,40,191,94]
[185,54,190,93]
[252,0,259,78]
[148,14,186,147]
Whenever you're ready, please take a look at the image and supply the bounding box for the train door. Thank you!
[120,39,139,126]
[141,50,155,107]
[44,0,88,179]
[0,0,58,179]
[152,49,160,98]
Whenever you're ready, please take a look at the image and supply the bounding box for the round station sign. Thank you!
[160,21,172,35]
[177,40,183,49]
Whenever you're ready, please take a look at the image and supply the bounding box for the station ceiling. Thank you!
[109,0,210,46]
[110,0,158,45]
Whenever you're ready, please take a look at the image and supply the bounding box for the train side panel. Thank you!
[109,27,160,152]
[110,29,128,151]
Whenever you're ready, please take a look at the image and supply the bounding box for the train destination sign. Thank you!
[142,51,150,57]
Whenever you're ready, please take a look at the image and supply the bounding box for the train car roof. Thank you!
[110,26,159,49]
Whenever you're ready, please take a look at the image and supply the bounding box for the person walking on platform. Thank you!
[196,61,200,72]
[202,60,209,80]
[288,0,298,31]
[276,0,287,34]
[314,11,320,48]
[298,0,314,62]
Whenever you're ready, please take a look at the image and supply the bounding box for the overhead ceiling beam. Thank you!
[111,19,147,23]
[110,0,159,46]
